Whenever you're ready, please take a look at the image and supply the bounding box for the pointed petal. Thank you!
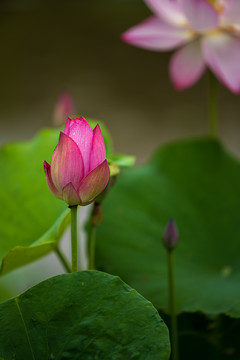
[63,117,71,134]
[202,33,240,93]
[64,117,93,175]
[62,182,81,206]
[78,160,110,203]
[44,161,62,199]
[122,16,193,51]
[89,124,106,172]
[169,40,206,90]
[180,0,218,32]
[51,132,84,191]
[221,0,240,25]
[144,0,186,26]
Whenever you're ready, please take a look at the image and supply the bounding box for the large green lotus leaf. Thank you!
[96,138,240,318]
[0,271,170,360]
[0,120,112,275]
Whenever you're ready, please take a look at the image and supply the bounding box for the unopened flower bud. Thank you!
[53,92,75,126]
[44,117,110,206]
[162,219,179,250]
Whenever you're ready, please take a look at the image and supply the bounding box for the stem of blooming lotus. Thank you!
[88,202,100,270]
[70,205,78,272]
[209,71,218,137]
[55,247,71,273]
[167,249,179,360]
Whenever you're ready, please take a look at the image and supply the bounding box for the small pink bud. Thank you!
[162,219,179,250]
[44,117,110,206]
[53,92,75,126]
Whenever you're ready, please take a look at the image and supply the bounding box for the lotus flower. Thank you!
[122,0,240,93]
[53,92,75,126]
[44,117,110,206]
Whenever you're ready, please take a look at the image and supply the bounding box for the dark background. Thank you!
[1,0,240,163]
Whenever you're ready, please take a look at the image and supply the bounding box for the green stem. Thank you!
[70,205,78,272]
[88,202,100,270]
[168,250,179,360]
[88,221,96,270]
[209,71,218,137]
[55,247,71,273]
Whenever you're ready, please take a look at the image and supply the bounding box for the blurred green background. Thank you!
[1,0,240,163]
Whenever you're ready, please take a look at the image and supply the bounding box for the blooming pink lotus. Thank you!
[44,117,110,206]
[122,0,240,93]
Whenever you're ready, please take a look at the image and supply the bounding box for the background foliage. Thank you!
[96,138,240,318]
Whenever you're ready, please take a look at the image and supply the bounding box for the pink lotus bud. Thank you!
[44,117,110,206]
[162,219,179,250]
[53,92,75,126]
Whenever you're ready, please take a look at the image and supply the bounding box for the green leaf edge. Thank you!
[0,209,70,275]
